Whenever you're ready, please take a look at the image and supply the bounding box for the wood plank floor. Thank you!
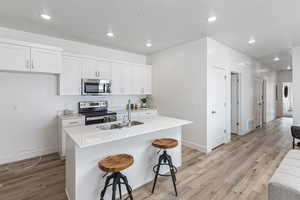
[0,117,294,200]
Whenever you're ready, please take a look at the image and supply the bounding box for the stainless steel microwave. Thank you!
[81,79,111,96]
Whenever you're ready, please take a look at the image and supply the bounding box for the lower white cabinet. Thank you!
[58,115,84,158]
[60,56,82,95]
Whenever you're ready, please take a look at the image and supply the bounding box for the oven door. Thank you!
[82,79,111,95]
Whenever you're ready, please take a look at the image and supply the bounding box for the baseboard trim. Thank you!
[182,140,209,153]
[0,147,58,165]
[65,188,70,200]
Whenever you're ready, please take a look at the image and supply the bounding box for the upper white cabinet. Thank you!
[0,43,30,72]
[132,65,152,95]
[112,63,152,95]
[82,59,111,80]
[0,39,62,74]
[31,48,62,74]
[111,62,132,95]
[60,56,82,95]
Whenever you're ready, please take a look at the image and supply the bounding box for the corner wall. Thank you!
[292,47,300,125]
[149,39,208,152]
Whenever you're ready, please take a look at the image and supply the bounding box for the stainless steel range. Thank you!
[79,101,117,125]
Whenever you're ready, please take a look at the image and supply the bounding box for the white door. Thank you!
[209,67,226,149]
[0,43,31,72]
[231,73,239,134]
[59,56,82,95]
[95,60,111,80]
[255,79,263,127]
[31,48,62,73]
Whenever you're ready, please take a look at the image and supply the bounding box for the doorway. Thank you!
[231,72,240,135]
[282,82,293,117]
[255,79,266,127]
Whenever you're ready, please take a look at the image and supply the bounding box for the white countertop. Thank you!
[64,115,192,148]
[58,113,83,120]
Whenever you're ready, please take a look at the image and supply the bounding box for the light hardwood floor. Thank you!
[0,118,294,200]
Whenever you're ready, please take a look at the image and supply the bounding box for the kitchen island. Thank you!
[64,115,191,200]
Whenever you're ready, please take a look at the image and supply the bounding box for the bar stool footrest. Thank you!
[153,163,178,177]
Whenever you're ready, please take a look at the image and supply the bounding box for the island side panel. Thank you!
[65,133,76,200]
[74,126,182,200]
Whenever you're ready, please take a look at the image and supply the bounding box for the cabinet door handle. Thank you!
[212,111,216,114]
[25,60,30,69]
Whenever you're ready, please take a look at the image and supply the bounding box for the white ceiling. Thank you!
[0,0,299,70]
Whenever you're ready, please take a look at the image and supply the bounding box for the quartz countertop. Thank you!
[64,115,191,148]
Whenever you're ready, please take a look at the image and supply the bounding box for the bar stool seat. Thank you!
[151,138,178,196]
[99,154,134,173]
[152,138,178,149]
[99,154,134,200]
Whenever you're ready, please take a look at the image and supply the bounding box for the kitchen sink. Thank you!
[97,121,144,130]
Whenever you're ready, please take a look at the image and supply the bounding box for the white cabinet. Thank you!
[60,56,82,95]
[0,39,62,74]
[58,116,84,158]
[111,63,132,95]
[82,59,111,80]
[132,65,152,95]
[0,43,30,72]
[31,48,62,74]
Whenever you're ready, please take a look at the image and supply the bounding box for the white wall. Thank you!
[0,27,146,164]
[149,37,263,152]
[207,38,257,138]
[277,70,293,83]
[149,39,207,152]
[292,47,300,125]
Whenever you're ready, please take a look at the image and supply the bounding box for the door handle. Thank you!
[212,111,216,114]
[31,60,34,69]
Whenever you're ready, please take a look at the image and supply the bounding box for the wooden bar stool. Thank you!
[151,138,178,196]
[99,154,134,200]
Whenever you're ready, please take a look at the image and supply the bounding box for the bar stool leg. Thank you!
[166,156,178,196]
[121,175,133,200]
[118,180,122,200]
[151,155,163,194]
[100,174,113,200]
[112,174,118,200]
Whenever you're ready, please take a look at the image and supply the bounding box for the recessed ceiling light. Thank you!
[208,16,217,23]
[248,39,256,44]
[146,41,152,47]
[106,31,114,37]
[274,57,280,61]
[40,14,51,20]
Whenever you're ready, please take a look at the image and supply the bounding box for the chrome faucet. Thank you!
[127,99,132,126]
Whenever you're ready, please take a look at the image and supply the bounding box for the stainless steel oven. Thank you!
[81,79,111,96]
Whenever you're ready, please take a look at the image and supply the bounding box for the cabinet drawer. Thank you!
[62,118,83,127]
